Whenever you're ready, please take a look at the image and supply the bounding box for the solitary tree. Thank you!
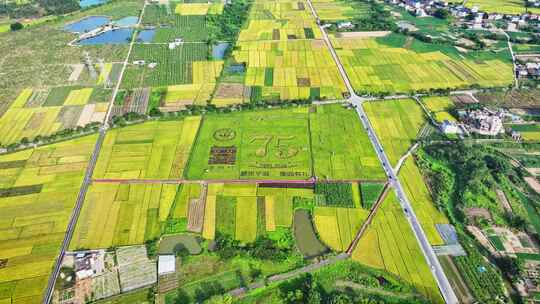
[10,22,23,31]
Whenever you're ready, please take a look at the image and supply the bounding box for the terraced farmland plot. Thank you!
[0,87,110,145]
[352,191,444,303]
[93,117,201,179]
[311,0,369,21]
[313,206,369,251]
[332,35,514,94]
[363,99,426,166]
[399,158,448,245]
[233,39,347,101]
[310,104,385,180]
[422,96,457,123]
[0,135,97,304]
[122,43,209,88]
[70,183,179,249]
[185,109,313,180]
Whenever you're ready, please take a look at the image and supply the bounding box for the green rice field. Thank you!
[0,135,98,304]
[310,105,386,180]
[399,158,448,245]
[203,183,316,244]
[311,0,369,21]
[352,191,444,303]
[363,99,426,166]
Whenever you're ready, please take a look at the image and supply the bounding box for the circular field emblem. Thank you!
[213,128,236,141]
[275,147,299,159]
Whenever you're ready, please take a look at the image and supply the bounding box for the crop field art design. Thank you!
[186,105,384,181]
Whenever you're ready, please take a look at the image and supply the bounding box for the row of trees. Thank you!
[0,0,79,19]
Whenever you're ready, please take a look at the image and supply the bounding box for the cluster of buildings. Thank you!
[458,108,505,136]
[54,246,157,304]
[386,0,540,32]
[439,108,505,136]
[517,61,540,79]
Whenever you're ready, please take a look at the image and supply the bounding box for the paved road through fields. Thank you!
[43,3,147,303]
[305,0,459,303]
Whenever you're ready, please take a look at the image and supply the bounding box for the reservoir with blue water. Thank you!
[113,16,139,27]
[77,28,134,45]
[65,15,156,45]
[212,42,230,60]
[80,0,109,8]
[64,16,110,33]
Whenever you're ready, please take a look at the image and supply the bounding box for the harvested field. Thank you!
[187,185,206,233]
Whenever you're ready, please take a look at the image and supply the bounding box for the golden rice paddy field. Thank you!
[313,206,369,251]
[352,191,444,303]
[0,87,110,146]
[464,0,540,14]
[233,40,347,101]
[0,135,97,304]
[332,35,514,94]
[93,117,201,179]
[363,99,426,166]
[229,0,348,102]
[70,183,179,249]
[422,96,457,123]
[175,2,224,15]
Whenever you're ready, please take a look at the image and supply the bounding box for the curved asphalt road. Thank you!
[305,1,458,303]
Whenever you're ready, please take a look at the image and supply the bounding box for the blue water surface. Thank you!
[64,16,110,33]
[78,28,133,45]
[114,16,139,27]
[212,42,230,59]
[137,29,156,43]
[80,0,108,8]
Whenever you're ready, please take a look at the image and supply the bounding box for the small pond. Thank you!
[212,42,229,60]
[114,16,139,27]
[77,28,134,45]
[64,16,110,33]
[80,0,109,8]
[137,29,156,43]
